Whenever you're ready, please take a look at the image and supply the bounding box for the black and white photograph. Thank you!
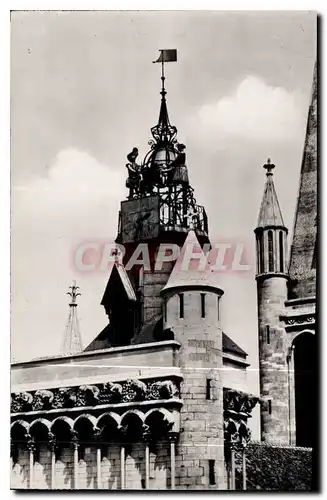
[9,9,318,491]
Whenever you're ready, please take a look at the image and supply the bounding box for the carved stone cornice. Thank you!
[224,388,259,420]
[281,313,316,332]
[223,388,258,453]
[11,378,181,415]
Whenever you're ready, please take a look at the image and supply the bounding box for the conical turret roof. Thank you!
[257,159,285,229]
[162,230,223,294]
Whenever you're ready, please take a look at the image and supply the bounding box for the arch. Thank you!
[120,409,145,426]
[144,407,174,426]
[29,418,51,433]
[51,416,74,432]
[97,412,121,430]
[11,419,30,435]
[290,329,315,348]
[73,413,98,430]
[292,331,316,447]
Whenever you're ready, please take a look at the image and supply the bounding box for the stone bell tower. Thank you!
[111,53,209,345]
[255,159,289,443]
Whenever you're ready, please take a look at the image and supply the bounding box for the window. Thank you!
[206,379,212,400]
[258,235,264,274]
[265,325,270,344]
[164,298,167,322]
[268,399,272,415]
[179,293,184,319]
[209,460,216,485]
[312,239,317,269]
[268,231,274,272]
[217,296,220,321]
[201,293,206,318]
[279,232,284,273]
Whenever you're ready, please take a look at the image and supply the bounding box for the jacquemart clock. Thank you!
[121,195,160,244]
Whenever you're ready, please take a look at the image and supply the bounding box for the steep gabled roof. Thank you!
[162,230,223,293]
[288,62,317,299]
[257,160,285,229]
[101,261,136,305]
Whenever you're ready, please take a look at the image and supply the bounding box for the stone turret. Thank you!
[255,160,289,443]
[161,231,225,488]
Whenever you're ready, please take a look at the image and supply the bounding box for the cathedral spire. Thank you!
[257,159,285,229]
[60,281,83,356]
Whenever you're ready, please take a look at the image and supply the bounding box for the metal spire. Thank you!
[150,53,177,145]
[60,281,83,356]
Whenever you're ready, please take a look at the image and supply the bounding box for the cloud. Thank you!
[11,149,126,361]
[12,148,126,238]
[193,76,306,145]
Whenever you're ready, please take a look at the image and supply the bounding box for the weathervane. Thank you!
[263,158,275,176]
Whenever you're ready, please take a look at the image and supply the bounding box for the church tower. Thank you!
[255,159,289,443]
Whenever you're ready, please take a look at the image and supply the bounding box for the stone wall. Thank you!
[257,276,289,443]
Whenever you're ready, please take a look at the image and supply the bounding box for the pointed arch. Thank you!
[97,412,121,431]
[11,419,30,434]
[73,413,98,430]
[51,416,74,432]
[121,409,145,426]
[29,418,51,433]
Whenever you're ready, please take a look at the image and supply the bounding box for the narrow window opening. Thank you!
[141,479,146,489]
[201,293,206,318]
[266,325,270,344]
[312,238,317,269]
[217,296,220,321]
[163,297,167,322]
[258,235,264,274]
[268,399,272,414]
[268,231,274,272]
[209,459,216,485]
[179,293,184,319]
[206,379,212,400]
[279,232,284,273]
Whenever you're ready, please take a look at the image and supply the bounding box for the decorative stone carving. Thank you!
[147,380,179,400]
[223,388,258,452]
[47,432,57,452]
[100,382,123,404]
[76,385,100,406]
[11,378,181,414]
[32,390,54,411]
[53,388,76,409]
[11,391,33,413]
[122,379,147,403]
[285,315,315,325]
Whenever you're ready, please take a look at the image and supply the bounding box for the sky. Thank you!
[11,10,316,405]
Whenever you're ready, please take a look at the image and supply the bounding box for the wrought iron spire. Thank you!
[60,281,83,356]
[150,51,177,145]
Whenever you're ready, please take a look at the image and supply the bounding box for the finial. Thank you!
[263,158,275,176]
[67,280,81,307]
